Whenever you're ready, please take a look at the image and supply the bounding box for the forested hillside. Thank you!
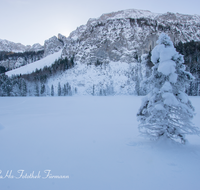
[0,40,200,97]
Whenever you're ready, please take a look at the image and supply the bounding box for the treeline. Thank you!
[0,50,44,62]
[0,56,75,96]
[0,74,27,96]
[175,41,200,96]
[0,66,7,74]
[1,40,200,97]
[21,56,74,83]
[33,82,75,97]
[0,74,75,97]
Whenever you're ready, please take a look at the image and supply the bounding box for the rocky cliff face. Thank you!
[44,36,64,57]
[1,9,200,70]
[60,9,200,65]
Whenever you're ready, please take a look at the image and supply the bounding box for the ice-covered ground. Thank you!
[0,96,200,190]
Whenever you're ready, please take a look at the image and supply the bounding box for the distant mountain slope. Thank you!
[6,50,62,77]
[1,9,200,96]
[0,39,43,52]
[0,36,63,70]
[61,9,200,65]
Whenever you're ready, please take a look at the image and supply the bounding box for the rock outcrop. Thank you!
[60,9,200,65]
[44,36,64,57]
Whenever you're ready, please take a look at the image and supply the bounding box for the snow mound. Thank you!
[6,50,62,77]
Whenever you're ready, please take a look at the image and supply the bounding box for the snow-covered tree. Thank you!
[63,84,67,96]
[34,83,39,96]
[20,79,27,96]
[40,84,46,96]
[137,33,200,143]
[51,85,54,96]
[58,82,61,96]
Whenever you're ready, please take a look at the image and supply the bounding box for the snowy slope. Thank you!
[6,50,62,77]
[46,61,138,95]
[0,96,200,190]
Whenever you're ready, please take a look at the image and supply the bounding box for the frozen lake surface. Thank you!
[0,96,200,190]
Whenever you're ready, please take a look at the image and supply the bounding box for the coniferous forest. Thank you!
[0,56,75,96]
[0,40,200,96]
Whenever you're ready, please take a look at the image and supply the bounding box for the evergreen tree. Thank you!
[66,82,72,96]
[75,87,77,94]
[0,66,6,74]
[58,82,61,96]
[99,89,102,96]
[92,85,95,95]
[1,77,12,96]
[137,33,200,143]
[40,84,46,96]
[12,83,21,96]
[21,79,27,96]
[63,84,67,96]
[51,85,54,96]
[35,83,39,96]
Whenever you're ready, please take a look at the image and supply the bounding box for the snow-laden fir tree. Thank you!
[137,33,200,143]
[58,82,61,96]
[51,85,54,96]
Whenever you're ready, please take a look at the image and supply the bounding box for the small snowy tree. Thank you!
[51,85,54,96]
[137,33,200,143]
[58,82,61,96]
[63,84,67,96]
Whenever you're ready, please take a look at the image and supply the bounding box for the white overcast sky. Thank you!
[0,0,200,46]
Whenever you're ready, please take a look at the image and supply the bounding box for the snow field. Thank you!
[0,96,200,190]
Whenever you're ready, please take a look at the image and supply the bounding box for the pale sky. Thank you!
[0,0,200,46]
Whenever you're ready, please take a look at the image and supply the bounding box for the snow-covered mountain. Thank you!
[0,36,64,70]
[1,9,200,96]
[0,39,45,70]
[44,36,64,57]
[0,39,44,52]
[2,9,200,70]
[60,9,200,65]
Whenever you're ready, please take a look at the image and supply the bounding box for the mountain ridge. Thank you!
[0,39,44,53]
[1,9,200,96]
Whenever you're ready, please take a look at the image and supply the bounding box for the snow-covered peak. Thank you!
[97,9,160,20]
[0,39,43,53]
[44,36,64,57]
[157,12,200,24]
[66,9,200,66]
[0,39,29,52]
[27,43,44,52]
[85,9,160,29]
